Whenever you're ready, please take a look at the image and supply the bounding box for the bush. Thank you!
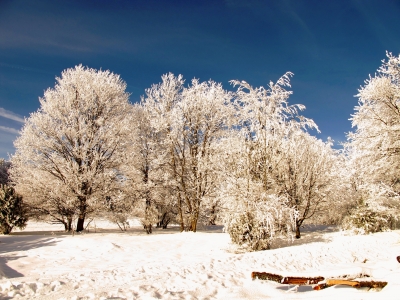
[223,196,296,251]
[342,205,395,234]
[226,211,273,251]
[0,184,28,234]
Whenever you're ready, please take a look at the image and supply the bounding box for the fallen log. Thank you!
[313,279,388,290]
[252,272,387,291]
[251,272,324,285]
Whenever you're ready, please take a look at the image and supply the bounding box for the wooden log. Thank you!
[251,272,324,285]
[251,272,283,282]
[358,281,388,289]
[313,279,388,290]
[326,279,360,287]
[282,276,325,285]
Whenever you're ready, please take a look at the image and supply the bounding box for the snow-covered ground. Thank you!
[1,220,400,299]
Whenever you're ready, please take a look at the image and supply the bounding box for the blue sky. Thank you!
[0,0,399,158]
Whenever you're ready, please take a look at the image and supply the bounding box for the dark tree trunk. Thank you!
[67,216,72,232]
[295,225,301,239]
[143,195,154,234]
[1,224,12,235]
[177,197,184,232]
[76,216,85,232]
[295,217,304,239]
[156,212,171,229]
[76,193,87,232]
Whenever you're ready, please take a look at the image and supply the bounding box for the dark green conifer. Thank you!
[0,184,28,234]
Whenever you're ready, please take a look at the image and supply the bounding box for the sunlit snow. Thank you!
[1,220,399,299]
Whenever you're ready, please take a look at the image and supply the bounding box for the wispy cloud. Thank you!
[0,107,24,123]
[0,125,19,135]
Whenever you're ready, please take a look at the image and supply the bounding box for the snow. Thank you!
[1,221,400,299]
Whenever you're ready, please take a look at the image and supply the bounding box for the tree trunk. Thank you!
[67,216,72,232]
[1,224,12,235]
[191,219,197,232]
[63,221,68,231]
[64,217,73,232]
[177,197,184,232]
[190,209,199,232]
[295,224,301,239]
[144,224,152,234]
[76,216,85,232]
[157,212,170,229]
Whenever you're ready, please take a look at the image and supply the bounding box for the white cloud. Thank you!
[0,125,20,134]
[0,107,24,123]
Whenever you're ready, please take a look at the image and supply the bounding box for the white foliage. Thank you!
[141,73,234,231]
[345,52,400,231]
[11,65,133,230]
[349,52,400,187]
[218,73,340,248]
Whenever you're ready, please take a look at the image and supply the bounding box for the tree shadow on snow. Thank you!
[271,225,340,250]
[0,256,24,278]
[0,235,63,279]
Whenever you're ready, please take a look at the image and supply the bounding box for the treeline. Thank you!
[1,53,399,250]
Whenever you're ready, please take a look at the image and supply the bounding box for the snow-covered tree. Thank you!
[345,52,400,231]
[142,73,234,232]
[0,184,28,234]
[11,65,133,232]
[123,104,176,233]
[275,132,341,238]
[219,73,339,249]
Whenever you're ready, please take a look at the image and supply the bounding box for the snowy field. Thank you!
[1,220,400,299]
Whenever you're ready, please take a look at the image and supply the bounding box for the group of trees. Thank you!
[3,53,399,249]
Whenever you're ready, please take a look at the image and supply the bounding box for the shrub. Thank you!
[0,184,28,234]
[342,205,395,234]
[223,196,296,251]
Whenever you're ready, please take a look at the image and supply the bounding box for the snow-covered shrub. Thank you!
[0,184,28,234]
[342,205,395,234]
[142,206,158,234]
[223,196,297,251]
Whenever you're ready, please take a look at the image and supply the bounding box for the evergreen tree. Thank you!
[0,184,28,234]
